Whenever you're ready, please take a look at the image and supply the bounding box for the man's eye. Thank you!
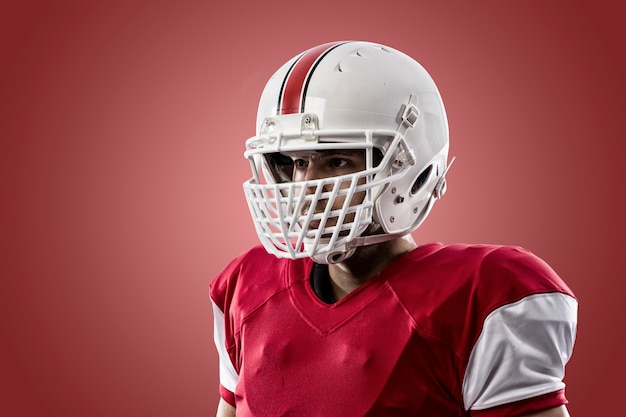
[294,159,308,168]
[330,158,348,168]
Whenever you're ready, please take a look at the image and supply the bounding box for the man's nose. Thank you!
[302,161,323,181]
[302,161,331,195]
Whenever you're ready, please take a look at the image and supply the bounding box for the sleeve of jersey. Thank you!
[210,255,245,407]
[212,301,238,406]
[462,282,578,415]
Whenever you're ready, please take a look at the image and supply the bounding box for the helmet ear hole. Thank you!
[410,165,433,195]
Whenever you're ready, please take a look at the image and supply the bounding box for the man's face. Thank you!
[278,149,367,231]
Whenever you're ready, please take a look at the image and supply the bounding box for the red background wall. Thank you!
[1,1,623,415]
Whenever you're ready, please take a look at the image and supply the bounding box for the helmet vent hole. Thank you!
[410,165,433,195]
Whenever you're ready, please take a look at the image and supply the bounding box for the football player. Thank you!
[210,41,577,417]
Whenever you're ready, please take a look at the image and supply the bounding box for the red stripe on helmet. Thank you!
[279,41,347,114]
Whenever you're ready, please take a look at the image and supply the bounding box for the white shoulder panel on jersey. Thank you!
[212,302,240,393]
[462,292,578,411]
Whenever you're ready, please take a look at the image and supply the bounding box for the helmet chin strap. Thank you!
[311,230,409,264]
[312,247,357,264]
[310,228,412,264]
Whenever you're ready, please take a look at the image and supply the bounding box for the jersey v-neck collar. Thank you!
[285,242,443,335]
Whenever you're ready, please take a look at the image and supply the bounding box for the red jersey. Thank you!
[210,243,577,416]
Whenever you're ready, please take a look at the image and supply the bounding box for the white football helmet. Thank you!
[243,41,451,264]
